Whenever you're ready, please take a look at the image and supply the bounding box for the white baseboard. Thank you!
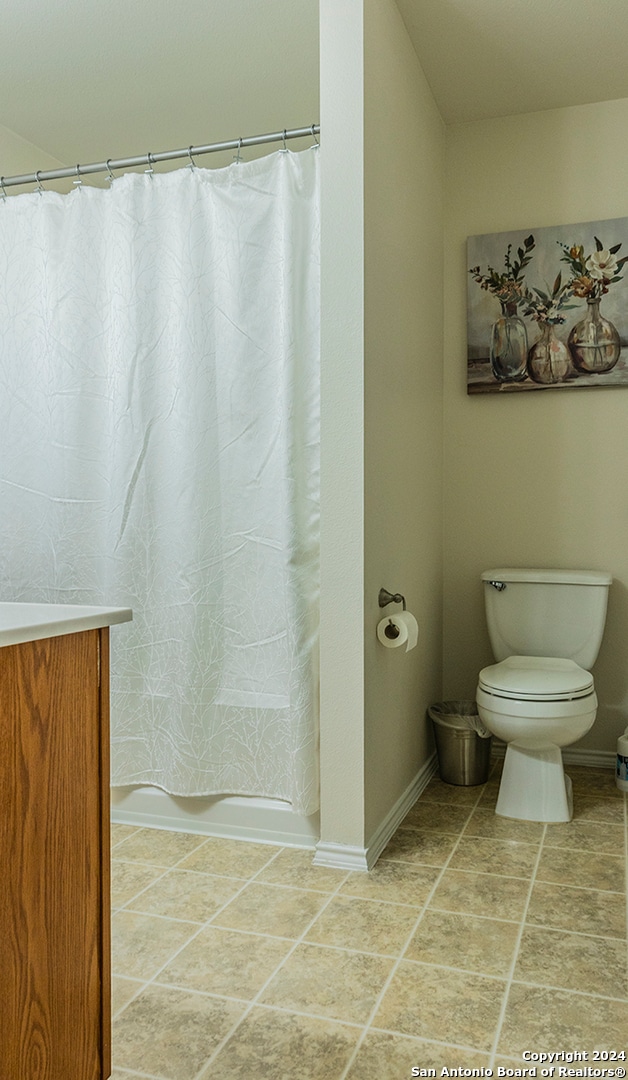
[491,741,616,770]
[313,752,439,872]
[562,747,616,768]
[111,748,615,864]
[110,787,319,849]
[365,752,439,866]
[312,842,372,872]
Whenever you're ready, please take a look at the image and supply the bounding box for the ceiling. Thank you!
[1,0,628,170]
[0,0,320,168]
[398,0,628,125]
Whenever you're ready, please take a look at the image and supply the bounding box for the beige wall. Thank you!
[443,98,628,752]
[363,0,444,840]
[0,123,64,183]
[318,0,445,854]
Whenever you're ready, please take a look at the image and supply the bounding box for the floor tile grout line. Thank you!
[111,855,291,1070]
[111,830,233,913]
[487,822,547,1067]
[112,842,321,1074]
[165,965,627,1029]
[399,826,543,847]
[117,870,364,914]
[112,867,193,920]
[110,824,142,846]
[426,901,624,929]
[113,877,385,994]
[112,865,251,936]
[111,769,627,1076]
[112,828,210,861]
[421,906,523,926]
[195,820,490,1080]
[111,984,151,1023]
[109,1068,166,1080]
[503,975,628,1004]
[112,843,294,990]
[350,951,628,996]
[111,842,297,1039]
[335,782,492,1080]
[190,858,354,1080]
[211,997,369,1030]
[114,861,361,923]
[379,856,626,893]
[366,1023,502,1058]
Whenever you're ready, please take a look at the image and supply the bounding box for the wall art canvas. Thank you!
[467,216,628,394]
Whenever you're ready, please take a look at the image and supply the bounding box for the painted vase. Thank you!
[526,323,571,385]
[490,302,528,383]
[568,298,620,374]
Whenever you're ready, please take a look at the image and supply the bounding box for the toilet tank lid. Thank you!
[481,568,612,586]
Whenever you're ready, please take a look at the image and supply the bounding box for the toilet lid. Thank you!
[478,655,594,701]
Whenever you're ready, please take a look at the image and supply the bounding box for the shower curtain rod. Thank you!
[0,124,321,191]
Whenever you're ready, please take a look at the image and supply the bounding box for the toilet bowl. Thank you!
[476,569,611,824]
[476,655,596,821]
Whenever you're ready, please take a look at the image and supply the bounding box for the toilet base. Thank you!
[496,741,573,823]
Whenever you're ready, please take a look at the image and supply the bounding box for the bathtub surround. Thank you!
[111,789,321,850]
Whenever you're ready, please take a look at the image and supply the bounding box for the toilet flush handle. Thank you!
[486,580,507,591]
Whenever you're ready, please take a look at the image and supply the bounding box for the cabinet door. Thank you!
[0,628,110,1080]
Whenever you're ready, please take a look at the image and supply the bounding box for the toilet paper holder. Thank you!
[378,588,406,610]
[377,589,419,648]
[378,588,407,641]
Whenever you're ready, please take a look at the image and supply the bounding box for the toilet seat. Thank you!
[478,655,594,702]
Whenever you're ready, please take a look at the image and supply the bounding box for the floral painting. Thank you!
[467,217,628,393]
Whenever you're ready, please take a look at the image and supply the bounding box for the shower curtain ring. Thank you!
[35,171,45,194]
[281,129,288,152]
[73,164,83,188]
[0,177,6,200]
[106,159,116,184]
[187,146,196,170]
[145,152,155,175]
[233,138,243,164]
[310,124,319,147]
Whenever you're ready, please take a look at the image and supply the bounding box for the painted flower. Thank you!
[469,235,535,309]
[558,236,628,300]
[522,272,577,325]
[586,248,618,280]
[571,274,595,298]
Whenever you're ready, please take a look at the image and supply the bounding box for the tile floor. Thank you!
[110,761,628,1079]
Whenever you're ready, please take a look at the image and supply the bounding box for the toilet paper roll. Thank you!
[376,611,419,652]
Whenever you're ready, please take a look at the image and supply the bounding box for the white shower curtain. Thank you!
[0,149,320,815]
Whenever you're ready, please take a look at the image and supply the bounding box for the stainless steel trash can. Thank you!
[428,701,492,786]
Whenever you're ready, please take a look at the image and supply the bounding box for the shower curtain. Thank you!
[0,148,320,815]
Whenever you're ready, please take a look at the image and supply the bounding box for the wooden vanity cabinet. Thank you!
[0,628,112,1080]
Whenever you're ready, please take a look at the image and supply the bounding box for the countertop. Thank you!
[0,602,133,648]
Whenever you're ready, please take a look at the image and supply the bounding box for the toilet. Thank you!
[475,568,612,822]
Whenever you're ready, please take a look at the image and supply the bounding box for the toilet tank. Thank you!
[482,568,612,669]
